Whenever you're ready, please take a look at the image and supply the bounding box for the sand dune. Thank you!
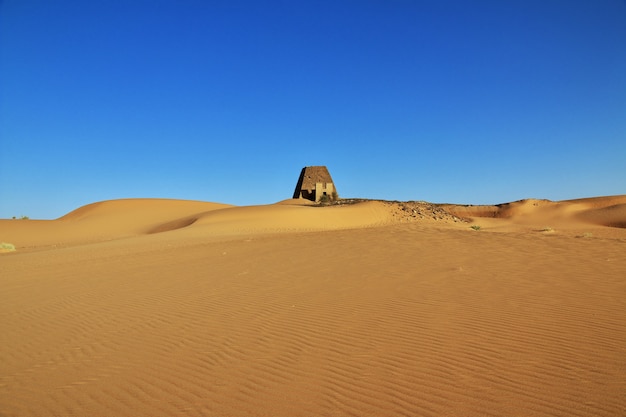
[0,199,397,251]
[575,203,626,228]
[1,196,626,416]
[0,199,230,250]
[445,195,626,235]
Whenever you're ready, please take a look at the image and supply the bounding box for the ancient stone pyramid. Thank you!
[292,166,338,202]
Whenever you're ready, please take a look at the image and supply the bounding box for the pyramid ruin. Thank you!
[293,166,338,203]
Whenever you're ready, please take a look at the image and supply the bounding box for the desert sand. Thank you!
[1,195,625,416]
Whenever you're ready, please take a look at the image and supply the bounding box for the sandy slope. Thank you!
[445,195,626,237]
[1,196,626,416]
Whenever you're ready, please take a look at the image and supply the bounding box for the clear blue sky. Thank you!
[1,0,625,219]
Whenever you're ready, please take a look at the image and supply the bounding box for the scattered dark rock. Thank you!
[322,198,469,224]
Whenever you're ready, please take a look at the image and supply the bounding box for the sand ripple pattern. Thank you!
[2,224,626,416]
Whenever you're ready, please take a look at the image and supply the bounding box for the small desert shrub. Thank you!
[541,226,554,232]
[319,193,338,205]
[0,242,16,252]
[470,225,481,231]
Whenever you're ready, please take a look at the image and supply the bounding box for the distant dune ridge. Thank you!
[1,195,625,416]
[444,195,626,230]
[1,195,625,250]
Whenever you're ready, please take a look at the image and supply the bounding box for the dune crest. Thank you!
[59,198,231,222]
[0,199,400,251]
[0,199,231,250]
[3,195,626,251]
[188,201,396,234]
[576,203,626,228]
[444,195,626,230]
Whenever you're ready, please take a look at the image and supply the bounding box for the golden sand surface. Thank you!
[1,196,625,416]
